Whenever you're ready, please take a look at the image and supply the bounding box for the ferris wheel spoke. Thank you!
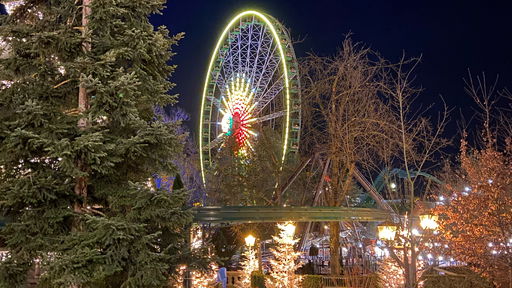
[237,18,243,74]
[253,75,285,115]
[252,110,286,123]
[203,134,226,151]
[252,33,275,96]
[253,43,279,100]
[249,23,267,84]
[244,16,255,75]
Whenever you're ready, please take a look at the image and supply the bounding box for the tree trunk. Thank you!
[409,241,417,288]
[74,0,91,212]
[403,246,411,288]
[329,222,341,275]
[71,1,91,287]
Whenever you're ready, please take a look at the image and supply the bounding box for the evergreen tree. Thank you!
[266,222,302,288]
[0,1,191,287]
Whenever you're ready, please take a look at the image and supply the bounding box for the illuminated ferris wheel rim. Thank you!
[199,10,301,185]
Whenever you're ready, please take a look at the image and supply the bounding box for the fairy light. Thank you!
[192,262,218,288]
[379,250,425,288]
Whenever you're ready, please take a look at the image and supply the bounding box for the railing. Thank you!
[192,206,392,224]
[321,274,378,288]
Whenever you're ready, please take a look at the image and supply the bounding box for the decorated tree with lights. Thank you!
[240,239,259,288]
[434,74,512,288]
[435,139,512,287]
[266,222,302,288]
[378,250,425,288]
[0,1,191,287]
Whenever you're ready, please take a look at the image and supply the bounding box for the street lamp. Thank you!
[419,214,439,230]
[377,221,398,241]
[283,223,296,238]
[245,234,256,247]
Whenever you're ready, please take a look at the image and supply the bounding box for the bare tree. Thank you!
[300,37,450,286]
[380,55,450,288]
[300,37,398,275]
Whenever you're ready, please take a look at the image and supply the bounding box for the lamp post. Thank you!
[419,214,439,231]
[377,221,398,242]
[377,213,439,288]
[244,234,260,275]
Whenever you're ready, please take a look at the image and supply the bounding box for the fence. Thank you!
[322,274,379,288]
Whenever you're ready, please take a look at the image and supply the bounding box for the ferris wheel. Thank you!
[199,11,301,185]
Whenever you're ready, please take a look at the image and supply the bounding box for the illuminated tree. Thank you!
[266,222,302,288]
[240,244,259,287]
[378,251,425,288]
[435,140,512,287]
[435,74,512,288]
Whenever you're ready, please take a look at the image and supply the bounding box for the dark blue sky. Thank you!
[154,0,512,137]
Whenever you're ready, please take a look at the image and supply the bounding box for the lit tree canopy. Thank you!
[266,222,302,288]
[436,139,512,288]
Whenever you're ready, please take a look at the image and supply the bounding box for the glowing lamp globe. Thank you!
[245,234,256,247]
[377,221,397,241]
[419,214,439,230]
[283,223,296,238]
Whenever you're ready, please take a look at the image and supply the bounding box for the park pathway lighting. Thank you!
[245,234,256,247]
[283,223,296,238]
[419,214,439,230]
[378,221,398,241]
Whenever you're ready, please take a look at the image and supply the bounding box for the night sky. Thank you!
[151,0,512,140]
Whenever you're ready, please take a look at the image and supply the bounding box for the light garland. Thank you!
[171,265,187,288]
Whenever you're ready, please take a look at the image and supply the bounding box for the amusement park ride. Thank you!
[199,10,301,184]
[193,10,408,224]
